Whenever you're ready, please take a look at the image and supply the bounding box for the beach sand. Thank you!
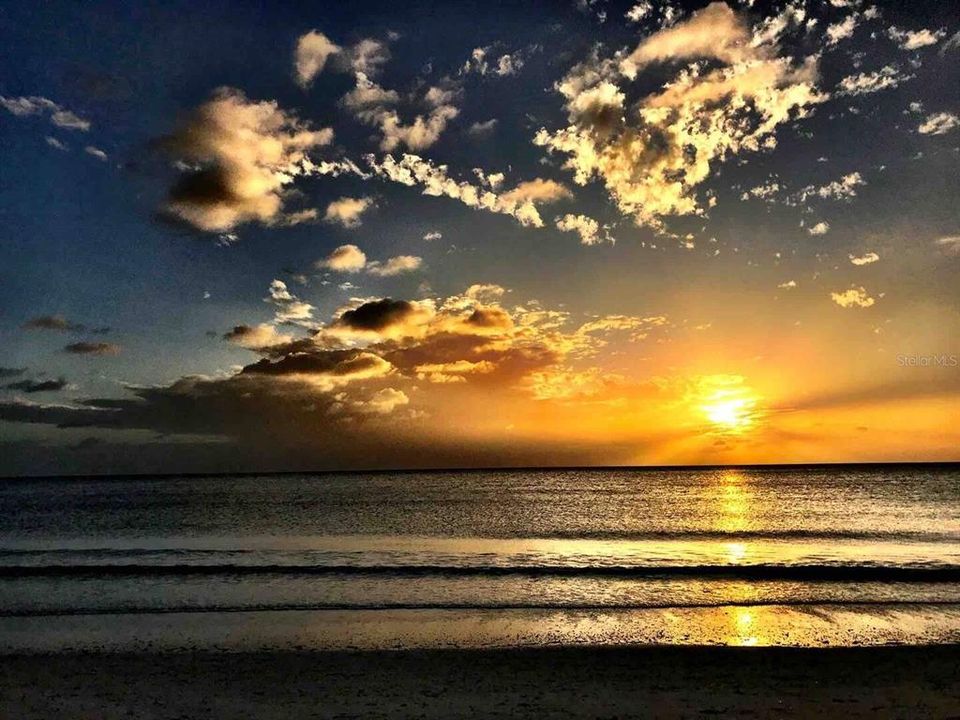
[3,645,959,719]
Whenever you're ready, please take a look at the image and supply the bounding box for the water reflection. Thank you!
[716,471,752,534]
[733,608,759,646]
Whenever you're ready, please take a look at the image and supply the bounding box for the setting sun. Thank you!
[701,393,757,433]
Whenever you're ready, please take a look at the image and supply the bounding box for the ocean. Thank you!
[2,465,959,651]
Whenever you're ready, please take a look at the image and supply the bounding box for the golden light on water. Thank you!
[733,608,759,646]
[716,471,752,534]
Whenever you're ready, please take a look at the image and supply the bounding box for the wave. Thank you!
[4,563,960,582]
[525,529,960,542]
[4,599,960,618]
[2,530,957,551]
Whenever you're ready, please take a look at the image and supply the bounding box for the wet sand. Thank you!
[3,645,960,719]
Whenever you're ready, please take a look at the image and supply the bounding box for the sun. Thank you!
[700,394,757,433]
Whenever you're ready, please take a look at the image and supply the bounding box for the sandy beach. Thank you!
[3,645,960,719]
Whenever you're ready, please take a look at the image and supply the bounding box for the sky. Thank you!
[0,0,958,475]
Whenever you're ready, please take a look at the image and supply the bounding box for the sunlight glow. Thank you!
[700,389,759,434]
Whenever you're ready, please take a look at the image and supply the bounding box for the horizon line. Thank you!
[2,459,958,482]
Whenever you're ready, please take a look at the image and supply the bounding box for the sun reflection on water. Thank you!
[716,471,752,534]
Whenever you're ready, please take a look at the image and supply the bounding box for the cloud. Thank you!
[306,155,559,229]
[332,298,432,337]
[50,110,90,131]
[620,3,752,74]
[0,368,27,379]
[4,378,69,393]
[64,342,121,356]
[46,137,68,151]
[934,236,960,256]
[423,231,442,241]
[555,213,605,245]
[523,366,630,402]
[340,71,400,112]
[797,171,865,202]
[223,324,293,349]
[887,26,945,50]
[363,154,570,227]
[0,284,673,467]
[22,315,86,332]
[498,178,571,206]
[837,65,910,95]
[84,146,108,161]
[830,286,875,308]
[295,30,342,87]
[330,388,410,415]
[778,280,797,289]
[1,96,90,131]
[265,280,315,325]
[159,87,333,232]
[467,119,498,137]
[625,2,653,23]
[849,252,879,266]
[316,244,368,272]
[241,349,393,387]
[918,112,959,136]
[825,15,858,46]
[535,1,825,230]
[741,181,780,202]
[343,38,391,76]
[942,31,960,55]
[277,208,319,226]
[366,255,423,277]
[1,96,56,116]
[465,284,506,303]
[378,103,459,152]
[315,245,421,277]
[461,46,527,77]
[415,359,496,383]
[807,221,830,235]
[341,71,459,152]
[324,196,374,227]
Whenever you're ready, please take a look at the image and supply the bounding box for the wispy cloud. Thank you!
[918,112,959,135]
[1,96,90,131]
[63,342,121,356]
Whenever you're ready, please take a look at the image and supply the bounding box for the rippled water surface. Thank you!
[2,466,959,648]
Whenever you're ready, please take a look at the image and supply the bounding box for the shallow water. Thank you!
[1,466,959,648]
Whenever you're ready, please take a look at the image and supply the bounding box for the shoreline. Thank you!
[4,645,960,718]
[4,604,960,652]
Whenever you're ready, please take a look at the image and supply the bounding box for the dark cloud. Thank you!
[224,325,260,342]
[240,348,389,378]
[383,331,558,385]
[23,315,86,332]
[21,316,109,334]
[73,436,105,451]
[63,342,121,356]
[336,299,418,332]
[0,370,393,441]
[0,367,27,379]
[4,378,68,393]
[466,307,512,329]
